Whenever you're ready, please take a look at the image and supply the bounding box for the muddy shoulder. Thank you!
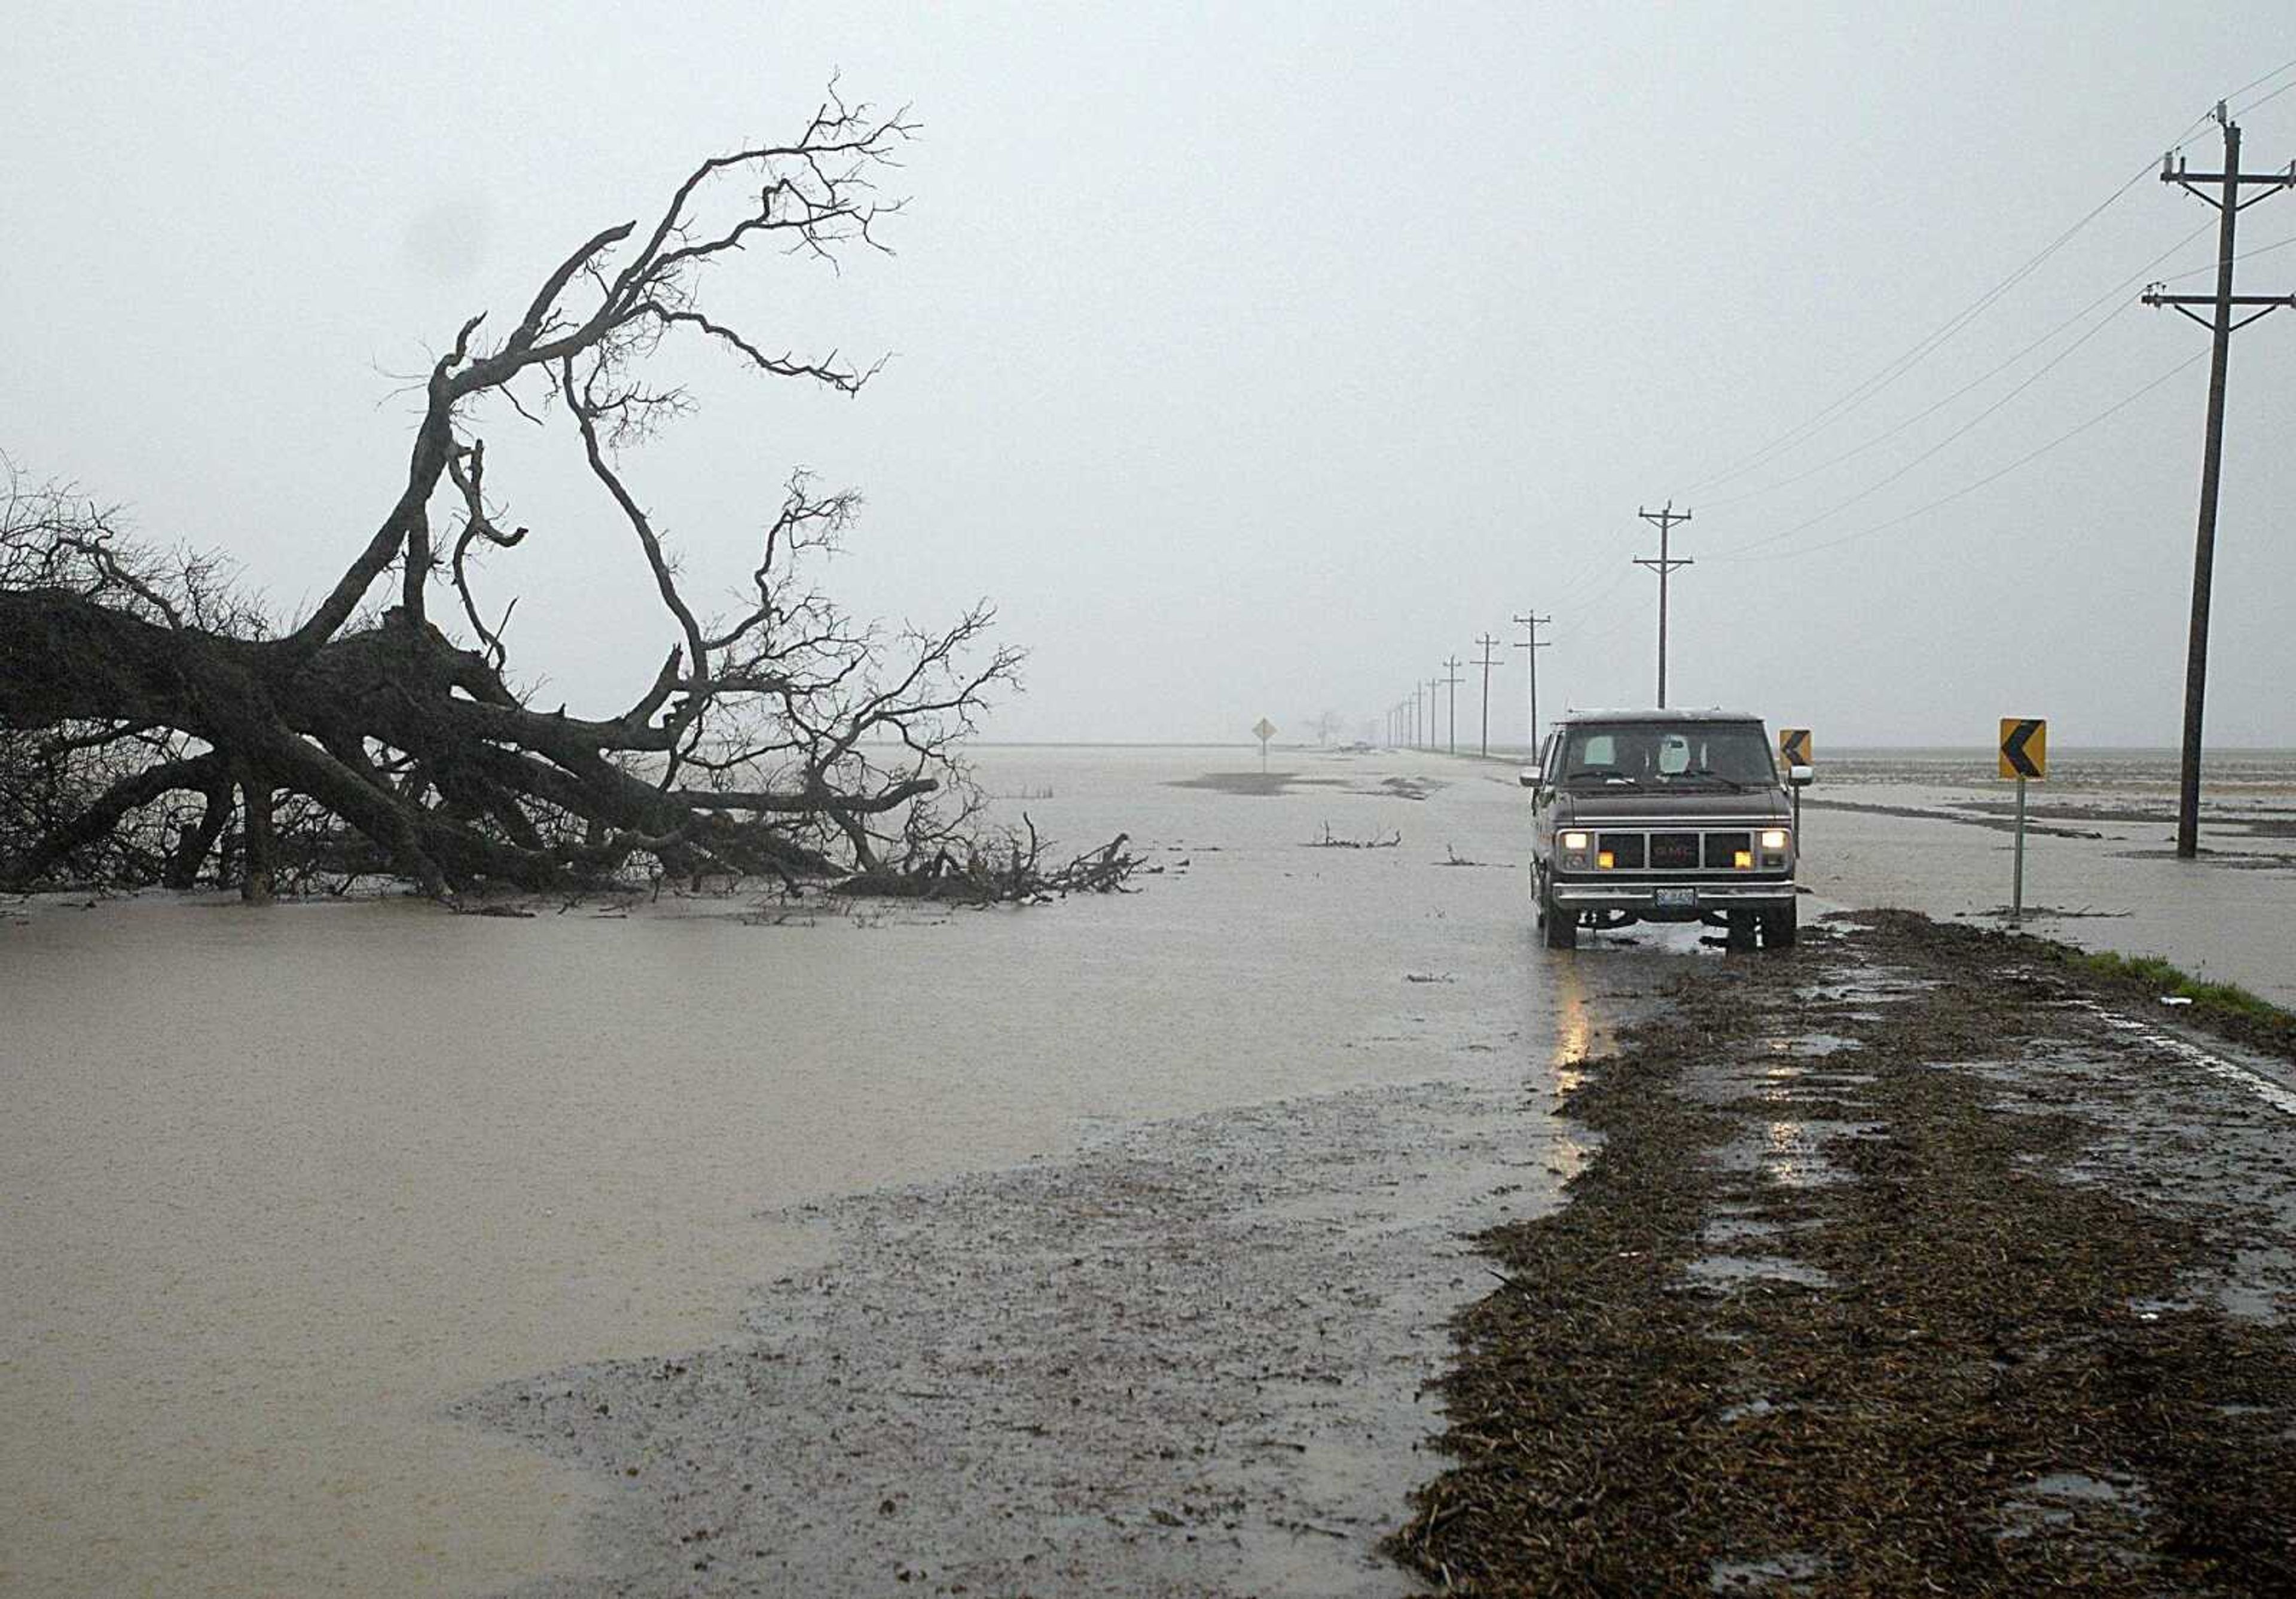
[1396,910,2296,1597]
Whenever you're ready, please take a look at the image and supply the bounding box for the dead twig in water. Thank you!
[1303,822,1400,849]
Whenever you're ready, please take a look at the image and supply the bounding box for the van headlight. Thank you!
[1560,830,1590,868]
[1760,829,1788,851]
[1562,831,1590,850]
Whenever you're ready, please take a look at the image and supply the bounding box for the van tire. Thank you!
[1541,878,1577,950]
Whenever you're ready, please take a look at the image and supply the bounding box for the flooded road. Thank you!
[1,746,1653,1597]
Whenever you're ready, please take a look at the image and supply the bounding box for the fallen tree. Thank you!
[1,91,1132,904]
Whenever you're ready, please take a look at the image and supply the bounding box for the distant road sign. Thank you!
[1999,718,2047,780]
[1253,718,1278,743]
[1778,728,1812,768]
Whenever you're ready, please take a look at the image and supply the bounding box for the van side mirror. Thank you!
[1518,767,1540,789]
[1788,764,1814,788]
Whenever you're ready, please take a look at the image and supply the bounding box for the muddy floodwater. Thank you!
[1796,747,2296,1006]
[2,746,1644,1598]
[5,742,2287,1596]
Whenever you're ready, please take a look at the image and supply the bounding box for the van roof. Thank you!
[1558,707,1764,725]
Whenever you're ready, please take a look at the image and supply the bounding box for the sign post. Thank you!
[1253,716,1278,773]
[1998,718,2047,924]
[1778,728,1812,839]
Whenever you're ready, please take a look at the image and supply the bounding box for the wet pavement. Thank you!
[1399,910,2296,1595]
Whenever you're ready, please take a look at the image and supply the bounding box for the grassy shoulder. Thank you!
[2028,932,2296,1060]
[1837,909,2296,1063]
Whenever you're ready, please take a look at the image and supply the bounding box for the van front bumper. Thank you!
[1550,879,1797,918]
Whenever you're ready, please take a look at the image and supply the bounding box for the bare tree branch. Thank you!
[1,94,1130,905]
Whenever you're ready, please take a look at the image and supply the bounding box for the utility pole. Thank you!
[1472,633,1503,758]
[2141,103,2295,859]
[1413,681,1426,749]
[1440,658,1465,755]
[1634,502,1693,707]
[1513,611,1552,753]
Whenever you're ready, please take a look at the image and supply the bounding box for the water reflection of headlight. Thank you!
[1552,956,1593,1078]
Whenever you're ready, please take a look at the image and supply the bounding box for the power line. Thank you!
[1717,348,2205,566]
[1676,170,2159,498]
[1674,98,2250,499]
[2223,55,2296,114]
[1694,219,2296,560]
[1702,215,2218,512]
[1708,298,2138,559]
[2235,77,2296,120]
[2158,225,2296,280]
[1550,566,1635,642]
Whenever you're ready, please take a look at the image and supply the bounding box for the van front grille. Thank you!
[1647,833,1699,869]
[1598,832,1645,868]
[1574,826,1779,875]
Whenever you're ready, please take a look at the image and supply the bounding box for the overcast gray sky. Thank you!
[9,2,2295,748]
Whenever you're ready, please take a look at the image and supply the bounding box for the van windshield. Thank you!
[1556,722,1776,792]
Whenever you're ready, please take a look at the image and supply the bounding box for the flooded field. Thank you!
[1798,747,2296,1006]
[1,745,1641,1598]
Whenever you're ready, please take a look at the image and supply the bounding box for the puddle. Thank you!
[1711,1119,1883,1189]
[1702,1216,1786,1246]
[1683,1254,1835,1290]
[2028,1472,2130,1503]
[1759,1033,1860,1058]
[1996,1467,2152,1542]
[1709,1550,1826,1591]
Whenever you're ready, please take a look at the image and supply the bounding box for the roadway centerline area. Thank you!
[1394,908,2296,1596]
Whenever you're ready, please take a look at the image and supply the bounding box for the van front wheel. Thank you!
[1761,903,1799,950]
[1541,877,1578,950]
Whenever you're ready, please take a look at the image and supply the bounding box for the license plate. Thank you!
[1654,887,1697,909]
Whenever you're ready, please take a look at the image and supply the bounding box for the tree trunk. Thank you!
[237,771,274,905]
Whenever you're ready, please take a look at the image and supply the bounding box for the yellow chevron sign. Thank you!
[1778,728,1812,768]
[1999,718,2046,780]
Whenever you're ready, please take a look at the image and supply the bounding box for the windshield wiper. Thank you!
[1674,768,1746,791]
[1566,769,1639,787]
